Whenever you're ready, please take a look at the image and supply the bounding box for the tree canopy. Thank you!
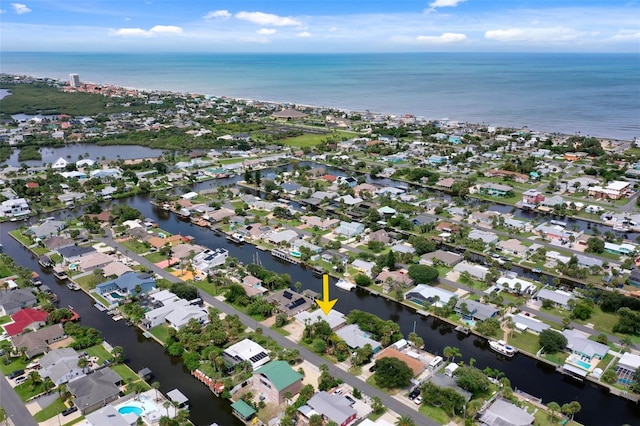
[539,329,567,353]
[374,357,413,389]
[407,264,439,284]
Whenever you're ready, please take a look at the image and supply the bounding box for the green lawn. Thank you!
[14,382,45,402]
[120,239,150,254]
[419,403,455,424]
[62,416,85,426]
[31,246,50,255]
[144,252,167,263]
[218,157,246,165]
[9,230,33,247]
[507,331,541,354]
[572,306,620,335]
[545,352,569,365]
[111,363,140,383]
[0,265,12,278]
[0,357,29,375]
[33,397,67,421]
[364,374,399,395]
[85,344,112,364]
[149,324,171,344]
[74,274,104,290]
[281,131,352,148]
[193,280,222,297]
[0,315,10,325]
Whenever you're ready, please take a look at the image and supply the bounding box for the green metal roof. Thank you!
[231,400,256,419]
[253,360,302,391]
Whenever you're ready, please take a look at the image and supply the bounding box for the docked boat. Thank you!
[455,325,471,335]
[38,255,53,268]
[310,265,324,276]
[226,232,245,244]
[335,279,356,291]
[489,340,517,357]
[53,265,67,280]
[67,282,81,291]
[30,272,42,286]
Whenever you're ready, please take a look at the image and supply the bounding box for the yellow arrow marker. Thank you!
[316,274,337,315]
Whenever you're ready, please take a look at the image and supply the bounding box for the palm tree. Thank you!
[152,381,161,401]
[395,415,416,426]
[27,370,42,390]
[547,401,561,423]
[77,357,90,373]
[443,346,462,362]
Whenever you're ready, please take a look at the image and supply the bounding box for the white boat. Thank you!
[335,279,356,291]
[489,340,517,357]
[67,282,81,291]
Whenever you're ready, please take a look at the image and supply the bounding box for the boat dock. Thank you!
[455,325,471,335]
[271,248,302,264]
[335,279,356,291]
[167,389,189,409]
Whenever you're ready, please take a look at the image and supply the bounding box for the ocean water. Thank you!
[1,52,639,140]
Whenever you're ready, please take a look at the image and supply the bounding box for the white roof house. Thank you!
[536,288,574,309]
[617,353,640,374]
[405,284,455,307]
[454,261,490,281]
[223,338,271,370]
[335,324,381,351]
[165,305,209,330]
[295,309,347,330]
[51,157,69,169]
[496,276,537,295]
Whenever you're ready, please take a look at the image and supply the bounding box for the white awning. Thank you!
[563,364,588,377]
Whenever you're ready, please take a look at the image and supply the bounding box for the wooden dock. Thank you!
[271,248,302,264]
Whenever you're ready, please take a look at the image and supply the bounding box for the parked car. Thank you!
[61,406,78,416]
[14,376,27,385]
[368,364,376,372]
[408,388,420,400]
[7,369,24,379]
[414,395,423,405]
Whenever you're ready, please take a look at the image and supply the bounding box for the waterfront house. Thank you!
[496,276,537,295]
[563,329,608,362]
[509,314,550,335]
[455,299,499,322]
[336,194,363,206]
[616,353,640,385]
[405,284,455,308]
[67,367,122,414]
[0,198,31,218]
[3,307,48,336]
[484,169,529,183]
[295,309,347,331]
[302,216,340,230]
[479,398,534,426]
[27,220,65,240]
[468,229,499,245]
[298,391,357,426]
[51,157,68,169]
[0,288,38,316]
[604,242,637,256]
[375,270,414,288]
[76,252,116,273]
[436,177,455,190]
[336,324,381,352]
[588,180,631,200]
[252,360,303,404]
[267,229,299,245]
[351,259,376,277]
[222,339,271,371]
[95,271,155,297]
[522,189,545,205]
[231,400,256,422]
[192,248,228,273]
[165,306,209,330]
[40,347,84,385]
[10,323,66,358]
[478,183,513,197]
[58,245,96,263]
[497,239,533,257]
[266,289,311,316]
[376,347,426,376]
[430,373,472,401]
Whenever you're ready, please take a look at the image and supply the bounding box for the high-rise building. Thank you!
[69,74,81,88]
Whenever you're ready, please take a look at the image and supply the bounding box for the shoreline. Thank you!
[1,67,637,141]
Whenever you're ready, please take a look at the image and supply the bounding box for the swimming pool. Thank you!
[118,406,143,416]
[573,359,591,370]
[110,292,123,299]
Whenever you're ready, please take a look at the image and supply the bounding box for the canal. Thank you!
[0,220,243,426]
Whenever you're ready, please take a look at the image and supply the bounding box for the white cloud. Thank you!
[203,10,231,20]
[297,31,311,38]
[606,30,640,42]
[485,27,585,43]
[149,25,182,34]
[124,17,131,21]
[416,32,467,43]
[427,0,466,12]
[257,28,276,35]
[110,25,183,37]
[11,3,31,14]
[236,11,301,27]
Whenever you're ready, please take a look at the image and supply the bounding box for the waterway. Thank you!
[2,159,639,424]
[1,142,164,167]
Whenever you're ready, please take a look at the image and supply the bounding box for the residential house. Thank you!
[479,398,534,426]
[509,314,550,335]
[0,198,30,217]
[375,270,414,288]
[51,157,69,169]
[484,169,528,183]
[302,216,340,230]
[563,329,609,362]
[522,189,545,205]
[376,347,426,377]
[40,347,84,385]
[351,259,376,277]
[616,353,640,384]
[390,243,416,255]
[335,221,365,238]
[436,178,455,190]
[252,360,303,404]
[222,339,271,371]
[76,252,116,273]
[430,373,472,402]
[0,288,38,316]
[3,307,48,336]
[265,289,312,316]
[27,220,65,240]
[295,309,347,331]
[628,269,640,287]
[435,221,461,234]
[588,180,631,200]
[368,229,391,244]
[10,323,66,358]
[267,229,299,245]
[604,242,637,256]
[165,305,209,330]
[84,405,130,426]
[534,224,580,241]
[192,248,229,273]
[419,250,463,267]
[43,236,74,252]
[298,392,357,426]
[67,368,122,414]
[496,276,537,295]
[478,183,513,197]
[95,272,155,297]
[497,239,532,257]
[455,299,499,321]
[538,196,564,209]
[335,324,381,352]
[405,284,455,308]
[58,245,96,263]
[468,229,499,245]
[454,262,491,281]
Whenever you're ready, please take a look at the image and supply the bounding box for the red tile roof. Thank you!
[4,308,49,336]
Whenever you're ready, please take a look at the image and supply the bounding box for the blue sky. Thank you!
[1,1,639,52]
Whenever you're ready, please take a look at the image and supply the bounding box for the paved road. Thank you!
[0,373,38,426]
[99,235,437,425]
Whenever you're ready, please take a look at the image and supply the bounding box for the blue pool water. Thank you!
[118,406,143,416]
[110,292,123,299]
[574,359,591,370]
